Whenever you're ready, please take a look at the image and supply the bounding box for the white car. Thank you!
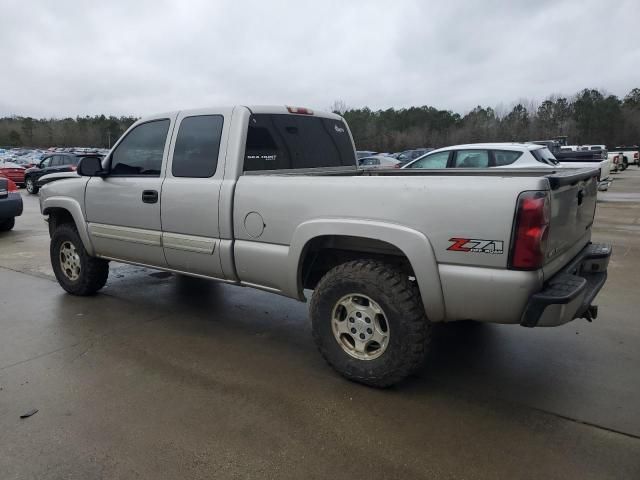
[358,155,400,169]
[403,143,612,190]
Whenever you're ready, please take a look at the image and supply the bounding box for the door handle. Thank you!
[142,190,158,204]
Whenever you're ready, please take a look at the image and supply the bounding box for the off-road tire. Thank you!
[25,177,39,194]
[0,217,15,231]
[51,224,109,295]
[310,259,431,388]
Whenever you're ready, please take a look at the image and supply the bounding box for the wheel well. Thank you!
[45,208,75,237]
[299,235,415,291]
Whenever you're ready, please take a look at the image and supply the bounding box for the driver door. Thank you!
[85,115,175,266]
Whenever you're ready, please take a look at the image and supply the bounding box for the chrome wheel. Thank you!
[26,178,34,193]
[331,294,390,360]
[59,241,81,281]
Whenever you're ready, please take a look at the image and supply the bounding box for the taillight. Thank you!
[286,106,314,115]
[635,152,639,160]
[613,155,619,164]
[7,179,18,192]
[70,165,77,171]
[509,191,550,270]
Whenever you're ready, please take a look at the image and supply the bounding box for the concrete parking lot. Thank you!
[1,171,639,479]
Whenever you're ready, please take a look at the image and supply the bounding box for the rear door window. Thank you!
[452,150,490,168]
[492,150,522,166]
[243,114,355,171]
[172,115,224,178]
[405,151,449,168]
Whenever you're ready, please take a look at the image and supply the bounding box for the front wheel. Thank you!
[310,259,430,387]
[50,224,109,295]
[25,177,39,194]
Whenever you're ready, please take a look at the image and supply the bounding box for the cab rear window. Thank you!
[243,114,355,171]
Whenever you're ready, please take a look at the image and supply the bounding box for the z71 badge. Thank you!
[447,238,504,254]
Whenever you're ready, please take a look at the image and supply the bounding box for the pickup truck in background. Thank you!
[39,106,612,387]
[608,145,639,171]
[532,140,612,190]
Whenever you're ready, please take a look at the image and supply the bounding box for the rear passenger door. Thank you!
[160,109,231,278]
[85,116,174,266]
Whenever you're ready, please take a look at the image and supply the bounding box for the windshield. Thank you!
[531,147,558,166]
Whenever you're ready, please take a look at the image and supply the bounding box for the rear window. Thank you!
[243,114,355,171]
[531,147,558,165]
[360,158,379,166]
[492,150,522,166]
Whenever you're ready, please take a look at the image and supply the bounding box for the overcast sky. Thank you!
[1,0,639,118]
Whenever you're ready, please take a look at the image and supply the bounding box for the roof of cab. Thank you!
[138,105,343,122]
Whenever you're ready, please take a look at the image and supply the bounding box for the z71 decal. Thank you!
[447,238,504,255]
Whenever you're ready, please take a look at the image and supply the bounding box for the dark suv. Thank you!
[25,153,102,194]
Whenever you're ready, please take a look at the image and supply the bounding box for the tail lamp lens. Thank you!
[510,191,550,270]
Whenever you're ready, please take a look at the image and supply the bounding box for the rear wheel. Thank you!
[310,259,430,387]
[25,177,39,194]
[50,224,109,295]
[0,217,15,231]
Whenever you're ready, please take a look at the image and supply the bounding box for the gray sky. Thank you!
[1,0,638,118]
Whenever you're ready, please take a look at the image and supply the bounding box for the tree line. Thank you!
[0,115,137,149]
[1,87,639,151]
[337,88,640,152]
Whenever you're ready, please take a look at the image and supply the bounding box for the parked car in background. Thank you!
[0,177,22,231]
[25,152,103,194]
[356,150,377,159]
[39,105,611,387]
[0,161,26,187]
[402,143,612,190]
[358,155,400,169]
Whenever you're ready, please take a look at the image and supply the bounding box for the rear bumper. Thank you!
[0,192,23,219]
[520,243,611,327]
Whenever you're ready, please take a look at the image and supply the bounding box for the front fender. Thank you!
[42,196,94,256]
[287,219,446,322]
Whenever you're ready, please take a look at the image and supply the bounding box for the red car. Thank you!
[0,162,26,187]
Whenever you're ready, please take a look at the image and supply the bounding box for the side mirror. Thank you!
[77,157,107,177]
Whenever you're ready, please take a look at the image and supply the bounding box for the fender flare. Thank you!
[287,218,446,322]
[42,196,95,256]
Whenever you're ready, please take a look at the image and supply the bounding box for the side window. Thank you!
[172,115,224,178]
[40,157,52,168]
[406,151,449,169]
[453,150,489,168]
[51,156,64,167]
[492,150,522,166]
[110,119,170,176]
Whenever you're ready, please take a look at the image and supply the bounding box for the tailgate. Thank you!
[543,169,599,278]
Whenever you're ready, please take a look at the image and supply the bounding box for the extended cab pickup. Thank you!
[39,106,612,387]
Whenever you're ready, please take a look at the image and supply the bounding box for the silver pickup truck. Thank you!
[39,105,612,387]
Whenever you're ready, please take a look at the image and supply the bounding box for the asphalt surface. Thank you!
[1,170,639,479]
